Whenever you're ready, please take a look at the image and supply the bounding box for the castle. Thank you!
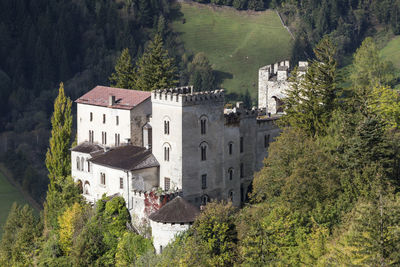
[71,60,306,252]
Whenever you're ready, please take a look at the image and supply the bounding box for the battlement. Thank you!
[259,60,308,83]
[224,103,263,125]
[151,86,225,106]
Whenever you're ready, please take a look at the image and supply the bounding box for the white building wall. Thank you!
[151,94,183,191]
[77,103,132,146]
[150,220,190,254]
[71,151,96,202]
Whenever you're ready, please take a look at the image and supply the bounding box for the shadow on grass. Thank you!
[214,70,233,86]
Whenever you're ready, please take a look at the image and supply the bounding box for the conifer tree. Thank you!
[134,34,178,91]
[44,83,81,229]
[109,48,136,89]
[282,36,339,137]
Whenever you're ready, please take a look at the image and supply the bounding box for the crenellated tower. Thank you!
[150,87,225,205]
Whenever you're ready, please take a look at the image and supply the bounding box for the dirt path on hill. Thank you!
[0,163,42,211]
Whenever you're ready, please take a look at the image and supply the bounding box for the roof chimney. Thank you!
[109,95,115,106]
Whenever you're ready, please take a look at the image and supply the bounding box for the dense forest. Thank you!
[0,0,180,203]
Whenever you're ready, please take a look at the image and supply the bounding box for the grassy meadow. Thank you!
[380,35,400,89]
[380,35,400,69]
[172,2,293,100]
[0,172,29,238]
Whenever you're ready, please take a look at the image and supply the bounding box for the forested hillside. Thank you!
[0,0,177,203]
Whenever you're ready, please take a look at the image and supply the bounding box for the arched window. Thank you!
[81,158,85,171]
[201,194,209,205]
[76,156,80,170]
[201,146,207,161]
[228,142,233,155]
[163,143,171,162]
[87,159,90,172]
[100,173,106,185]
[77,180,83,194]
[229,190,234,202]
[84,181,90,195]
[200,142,208,161]
[228,168,234,180]
[164,120,170,135]
[199,115,208,135]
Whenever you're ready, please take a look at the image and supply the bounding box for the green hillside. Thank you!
[172,2,293,99]
[0,172,29,238]
[380,35,400,69]
[380,35,400,89]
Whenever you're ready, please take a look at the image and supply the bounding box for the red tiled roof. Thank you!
[75,86,151,110]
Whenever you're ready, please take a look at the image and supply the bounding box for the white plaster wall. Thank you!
[77,103,132,146]
[150,220,190,254]
[151,96,183,191]
[130,193,146,222]
[71,151,95,202]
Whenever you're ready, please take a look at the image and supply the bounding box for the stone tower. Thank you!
[258,61,308,114]
[150,87,225,204]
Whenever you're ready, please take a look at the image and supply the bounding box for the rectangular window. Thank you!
[201,174,207,189]
[100,173,106,185]
[115,134,120,146]
[229,143,233,155]
[102,132,107,145]
[240,137,244,153]
[87,161,90,172]
[116,116,119,126]
[89,130,92,143]
[90,112,93,122]
[103,114,106,124]
[240,163,244,178]
[164,177,170,191]
[264,134,270,148]
[120,177,124,189]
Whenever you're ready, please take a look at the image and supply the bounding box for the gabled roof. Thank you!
[71,142,103,154]
[89,145,159,171]
[75,86,151,110]
[149,196,200,223]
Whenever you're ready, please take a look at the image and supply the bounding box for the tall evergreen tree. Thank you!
[44,83,81,229]
[282,36,339,137]
[109,48,136,89]
[134,34,178,91]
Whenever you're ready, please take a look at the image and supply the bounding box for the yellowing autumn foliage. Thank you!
[58,202,84,255]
